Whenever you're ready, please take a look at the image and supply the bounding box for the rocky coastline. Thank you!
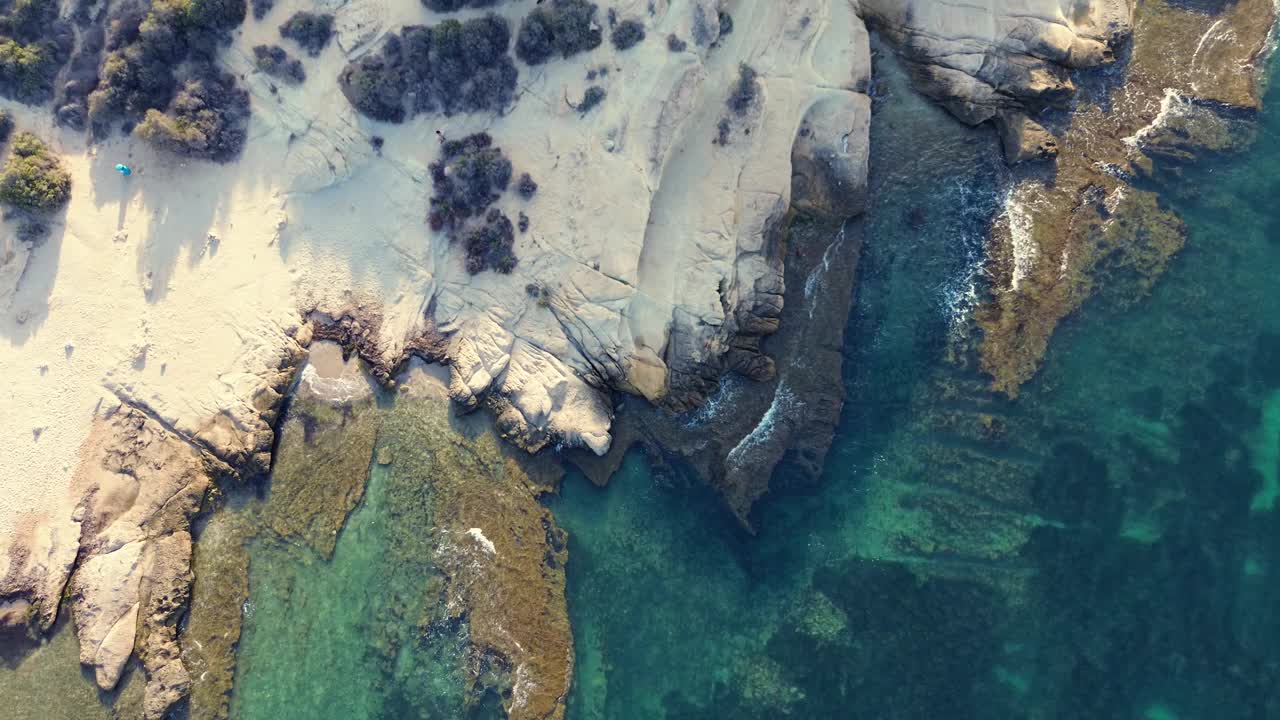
[0,0,1276,717]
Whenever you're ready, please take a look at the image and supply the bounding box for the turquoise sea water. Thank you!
[547,54,1280,720]
[223,47,1280,720]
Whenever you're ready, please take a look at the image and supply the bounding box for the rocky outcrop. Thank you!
[0,331,304,717]
[854,0,1273,394]
[259,341,382,557]
[197,0,876,463]
[972,0,1275,394]
[998,112,1059,164]
[858,0,1131,128]
[569,214,865,528]
[361,0,877,455]
[791,94,872,219]
[64,405,212,710]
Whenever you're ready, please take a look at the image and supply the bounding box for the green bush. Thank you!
[515,0,600,65]
[133,70,249,161]
[186,0,247,33]
[727,63,757,115]
[251,0,273,20]
[338,49,406,122]
[84,0,250,141]
[0,38,62,102]
[278,11,332,57]
[340,14,517,121]
[0,0,73,103]
[576,84,604,114]
[0,131,71,211]
[516,172,536,199]
[428,132,510,232]
[462,208,515,274]
[253,44,304,84]
[422,0,504,10]
[0,110,13,141]
[426,132,526,275]
[610,19,644,51]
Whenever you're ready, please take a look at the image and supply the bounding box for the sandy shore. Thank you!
[0,0,434,563]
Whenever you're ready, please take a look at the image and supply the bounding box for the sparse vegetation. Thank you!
[422,0,506,10]
[251,0,273,21]
[279,11,332,57]
[0,132,70,212]
[727,63,758,115]
[515,0,601,66]
[575,84,605,114]
[462,208,516,274]
[340,14,517,122]
[516,172,537,199]
[610,19,644,51]
[428,132,510,232]
[718,11,734,38]
[714,117,730,145]
[667,34,686,52]
[254,44,304,84]
[133,70,250,162]
[427,132,528,275]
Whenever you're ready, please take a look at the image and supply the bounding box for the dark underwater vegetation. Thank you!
[546,45,1280,720]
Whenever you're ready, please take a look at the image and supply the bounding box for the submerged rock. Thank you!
[969,0,1275,394]
[390,362,573,720]
[177,351,572,720]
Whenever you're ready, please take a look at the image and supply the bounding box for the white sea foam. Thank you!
[1191,19,1227,71]
[466,527,497,556]
[1001,183,1042,293]
[725,383,799,469]
[682,374,744,428]
[1123,88,1186,149]
[931,177,1001,341]
[804,220,849,320]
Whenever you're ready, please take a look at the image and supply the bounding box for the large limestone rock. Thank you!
[64,404,212,713]
[857,0,1131,126]
[292,0,1133,455]
[792,92,872,219]
[256,0,874,455]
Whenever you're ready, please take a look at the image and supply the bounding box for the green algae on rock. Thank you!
[383,363,574,720]
[180,347,572,720]
[257,344,383,558]
[182,509,250,720]
[976,0,1276,395]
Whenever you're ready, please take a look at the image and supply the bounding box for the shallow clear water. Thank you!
[233,462,470,720]
[220,44,1280,720]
